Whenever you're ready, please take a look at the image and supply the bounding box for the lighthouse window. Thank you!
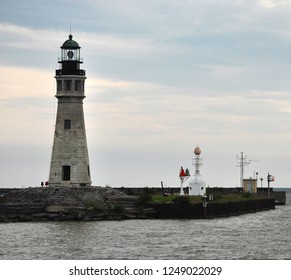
[64,119,71,130]
[75,80,81,91]
[57,81,62,91]
[62,166,71,181]
[65,80,71,91]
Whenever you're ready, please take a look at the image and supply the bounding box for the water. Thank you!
[0,189,290,260]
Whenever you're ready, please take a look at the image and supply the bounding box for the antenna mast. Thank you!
[236,152,250,188]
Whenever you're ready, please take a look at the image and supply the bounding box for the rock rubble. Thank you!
[0,186,151,223]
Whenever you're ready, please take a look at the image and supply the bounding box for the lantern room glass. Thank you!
[61,48,80,61]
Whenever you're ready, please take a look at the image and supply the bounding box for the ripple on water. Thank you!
[0,202,291,260]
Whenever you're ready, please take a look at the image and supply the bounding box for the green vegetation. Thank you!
[151,194,204,203]
[84,200,104,210]
[209,193,256,203]
[150,193,257,204]
[136,187,154,207]
[135,187,259,207]
[112,203,125,214]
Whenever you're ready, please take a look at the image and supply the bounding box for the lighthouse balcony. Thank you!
[55,92,85,99]
[56,69,86,76]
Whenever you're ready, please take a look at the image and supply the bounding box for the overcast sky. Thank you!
[1,0,291,188]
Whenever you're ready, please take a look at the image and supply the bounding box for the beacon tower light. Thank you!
[188,146,206,196]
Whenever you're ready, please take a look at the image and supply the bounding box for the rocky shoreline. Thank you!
[0,187,153,223]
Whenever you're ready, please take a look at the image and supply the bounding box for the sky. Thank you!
[1,0,291,188]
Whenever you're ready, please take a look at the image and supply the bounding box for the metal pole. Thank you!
[241,152,244,189]
[267,173,270,198]
[203,196,207,219]
[180,178,184,196]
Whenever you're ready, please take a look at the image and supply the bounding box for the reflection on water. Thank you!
[0,191,290,259]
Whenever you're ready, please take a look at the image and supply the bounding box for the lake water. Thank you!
[0,189,290,260]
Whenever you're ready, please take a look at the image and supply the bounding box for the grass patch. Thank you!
[151,194,257,204]
[212,194,256,203]
[151,194,204,203]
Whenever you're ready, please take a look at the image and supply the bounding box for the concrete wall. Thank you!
[150,198,275,219]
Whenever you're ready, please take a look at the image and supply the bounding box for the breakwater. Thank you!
[0,186,277,223]
[116,186,286,205]
[150,198,275,219]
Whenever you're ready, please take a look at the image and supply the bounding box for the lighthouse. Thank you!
[188,146,206,195]
[48,34,91,187]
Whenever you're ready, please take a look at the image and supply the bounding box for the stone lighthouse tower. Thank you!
[48,34,91,187]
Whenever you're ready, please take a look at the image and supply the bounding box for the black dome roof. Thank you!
[61,34,80,49]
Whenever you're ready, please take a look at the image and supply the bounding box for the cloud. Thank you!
[0,66,53,97]
[260,0,291,8]
[279,107,291,113]
[0,23,61,52]
[0,66,54,146]
[0,22,159,57]
[85,75,291,152]
[1,1,291,186]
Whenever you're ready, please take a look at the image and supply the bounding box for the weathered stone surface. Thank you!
[0,186,146,223]
[45,205,84,213]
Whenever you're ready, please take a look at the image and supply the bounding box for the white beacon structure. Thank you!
[188,146,206,196]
